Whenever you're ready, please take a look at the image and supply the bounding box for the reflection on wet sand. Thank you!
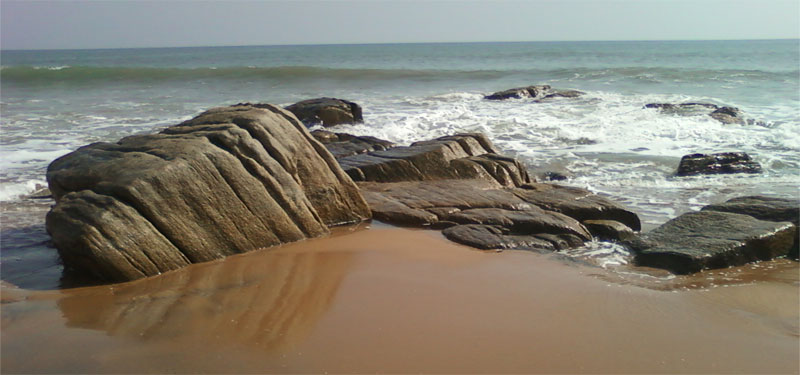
[2,225,798,374]
[57,243,355,351]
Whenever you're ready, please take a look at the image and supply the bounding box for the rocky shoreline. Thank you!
[41,87,798,283]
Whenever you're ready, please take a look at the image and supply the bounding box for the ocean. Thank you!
[1,40,798,288]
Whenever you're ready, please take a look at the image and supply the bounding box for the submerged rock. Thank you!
[628,211,796,274]
[285,97,363,127]
[46,104,371,282]
[644,102,748,125]
[709,107,745,125]
[484,85,551,100]
[676,152,762,176]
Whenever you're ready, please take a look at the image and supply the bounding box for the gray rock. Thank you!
[644,102,749,125]
[709,106,746,125]
[285,98,363,127]
[630,211,796,274]
[702,196,798,259]
[46,104,371,282]
[484,85,551,100]
[676,152,762,176]
[538,89,585,101]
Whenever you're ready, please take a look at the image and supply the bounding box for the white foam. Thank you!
[0,179,47,202]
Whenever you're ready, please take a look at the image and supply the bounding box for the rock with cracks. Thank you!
[46,104,371,282]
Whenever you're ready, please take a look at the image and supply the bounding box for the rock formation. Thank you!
[46,104,371,282]
[285,98,363,127]
[318,130,640,253]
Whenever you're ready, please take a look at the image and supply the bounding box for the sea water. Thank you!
[1,40,798,287]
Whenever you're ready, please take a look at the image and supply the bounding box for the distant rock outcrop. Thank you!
[644,102,748,125]
[285,98,363,127]
[484,85,585,101]
[46,104,371,282]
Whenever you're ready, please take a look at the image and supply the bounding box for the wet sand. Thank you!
[2,224,798,374]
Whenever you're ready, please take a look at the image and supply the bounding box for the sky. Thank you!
[1,0,798,50]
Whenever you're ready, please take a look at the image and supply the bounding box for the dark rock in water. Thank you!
[582,220,636,241]
[702,196,799,259]
[709,106,745,125]
[285,97,363,127]
[339,133,530,187]
[484,85,551,100]
[46,104,371,282]
[644,102,749,125]
[629,211,796,274]
[538,89,585,101]
[311,130,395,158]
[644,102,719,112]
[676,152,762,176]
[542,171,573,181]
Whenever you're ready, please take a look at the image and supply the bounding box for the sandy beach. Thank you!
[2,223,797,374]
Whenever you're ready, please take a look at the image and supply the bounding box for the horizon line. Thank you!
[2,38,797,52]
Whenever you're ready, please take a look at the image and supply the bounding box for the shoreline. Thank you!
[3,224,798,373]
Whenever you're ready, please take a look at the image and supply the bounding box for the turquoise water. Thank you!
[1,40,798,285]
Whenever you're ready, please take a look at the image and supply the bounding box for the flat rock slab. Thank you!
[702,196,798,259]
[702,196,798,224]
[629,211,796,274]
[359,179,639,252]
[311,130,395,158]
[46,104,371,282]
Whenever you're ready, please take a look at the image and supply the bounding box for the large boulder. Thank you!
[676,152,762,176]
[285,98,363,127]
[628,211,796,274]
[46,104,371,282]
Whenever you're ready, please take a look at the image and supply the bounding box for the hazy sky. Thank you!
[2,0,798,50]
